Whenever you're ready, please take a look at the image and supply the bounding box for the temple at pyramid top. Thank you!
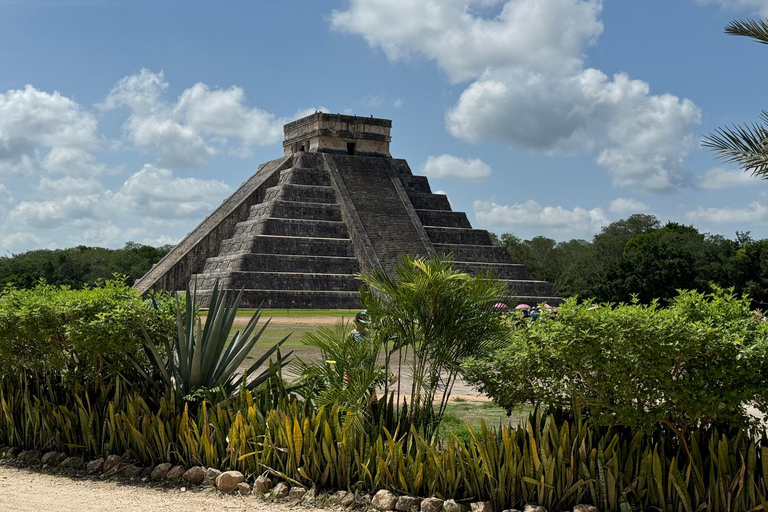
[283,113,392,157]
[135,113,559,308]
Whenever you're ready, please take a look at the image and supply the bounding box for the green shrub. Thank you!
[0,278,176,392]
[463,288,768,434]
[1,370,767,512]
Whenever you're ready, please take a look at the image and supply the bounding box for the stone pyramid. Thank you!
[135,113,558,308]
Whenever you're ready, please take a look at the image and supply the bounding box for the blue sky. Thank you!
[2,0,768,253]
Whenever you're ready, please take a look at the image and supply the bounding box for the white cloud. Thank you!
[474,198,609,233]
[609,197,650,214]
[684,202,768,224]
[421,154,491,181]
[101,69,284,167]
[698,167,758,190]
[36,176,103,196]
[111,164,232,219]
[9,194,101,230]
[694,0,768,16]
[0,85,99,176]
[0,232,45,252]
[332,0,702,192]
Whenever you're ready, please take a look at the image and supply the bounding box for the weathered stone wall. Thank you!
[134,156,291,294]
[283,113,391,157]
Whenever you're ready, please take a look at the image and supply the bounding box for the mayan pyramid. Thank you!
[135,113,558,308]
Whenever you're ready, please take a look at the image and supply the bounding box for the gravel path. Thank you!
[0,465,325,512]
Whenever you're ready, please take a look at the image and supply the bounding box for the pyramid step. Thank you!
[264,183,336,204]
[279,167,332,186]
[195,289,361,309]
[255,200,342,222]
[218,235,355,257]
[434,244,512,264]
[233,218,349,239]
[425,227,494,245]
[194,271,361,291]
[407,192,451,211]
[453,262,533,280]
[203,253,359,274]
[501,279,557,298]
[416,209,471,229]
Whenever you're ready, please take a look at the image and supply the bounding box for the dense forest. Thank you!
[0,242,172,290]
[491,214,768,307]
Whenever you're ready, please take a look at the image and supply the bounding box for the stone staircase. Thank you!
[391,159,560,306]
[191,154,362,308]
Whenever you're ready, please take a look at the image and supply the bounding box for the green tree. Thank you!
[359,254,508,435]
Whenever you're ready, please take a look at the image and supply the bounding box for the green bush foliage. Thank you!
[0,278,176,392]
[1,371,767,512]
[463,289,768,434]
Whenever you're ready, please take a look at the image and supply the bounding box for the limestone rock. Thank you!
[421,497,444,512]
[373,490,399,511]
[60,456,83,468]
[87,458,104,474]
[396,495,422,511]
[341,493,356,507]
[104,454,122,472]
[444,500,469,512]
[204,468,222,486]
[303,488,317,503]
[523,505,546,512]
[272,482,290,499]
[0,446,9,455]
[166,465,185,480]
[288,487,306,500]
[237,482,251,495]
[253,475,273,494]
[572,506,598,512]
[122,464,143,478]
[470,502,492,512]
[216,470,245,493]
[182,466,206,485]
[331,490,347,503]
[5,447,20,459]
[151,462,173,480]
[40,452,61,465]
[18,450,41,463]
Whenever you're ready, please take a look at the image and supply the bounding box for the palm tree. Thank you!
[703,19,768,177]
[359,254,509,437]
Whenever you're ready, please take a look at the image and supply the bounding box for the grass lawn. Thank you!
[437,399,534,442]
[231,308,357,318]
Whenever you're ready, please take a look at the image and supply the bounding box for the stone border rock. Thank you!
[0,445,599,512]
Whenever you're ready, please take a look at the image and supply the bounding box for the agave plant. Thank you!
[137,279,292,397]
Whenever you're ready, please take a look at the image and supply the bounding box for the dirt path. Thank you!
[0,465,326,512]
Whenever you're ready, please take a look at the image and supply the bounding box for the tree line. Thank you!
[0,242,172,290]
[491,214,768,307]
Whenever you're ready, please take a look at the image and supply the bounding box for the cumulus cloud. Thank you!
[110,164,232,219]
[0,85,99,176]
[100,69,284,167]
[685,202,768,224]
[474,198,609,233]
[9,194,102,230]
[698,167,758,190]
[609,197,650,215]
[331,0,701,192]
[36,176,104,196]
[421,154,491,181]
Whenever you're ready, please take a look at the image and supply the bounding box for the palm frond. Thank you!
[702,111,768,179]
[725,18,768,44]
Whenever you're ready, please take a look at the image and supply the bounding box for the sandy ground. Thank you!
[0,465,327,512]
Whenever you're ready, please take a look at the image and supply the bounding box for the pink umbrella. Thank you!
[587,305,600,310]
[544,304,553,309]
[493,302,509,309]
[515,304,531,310]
